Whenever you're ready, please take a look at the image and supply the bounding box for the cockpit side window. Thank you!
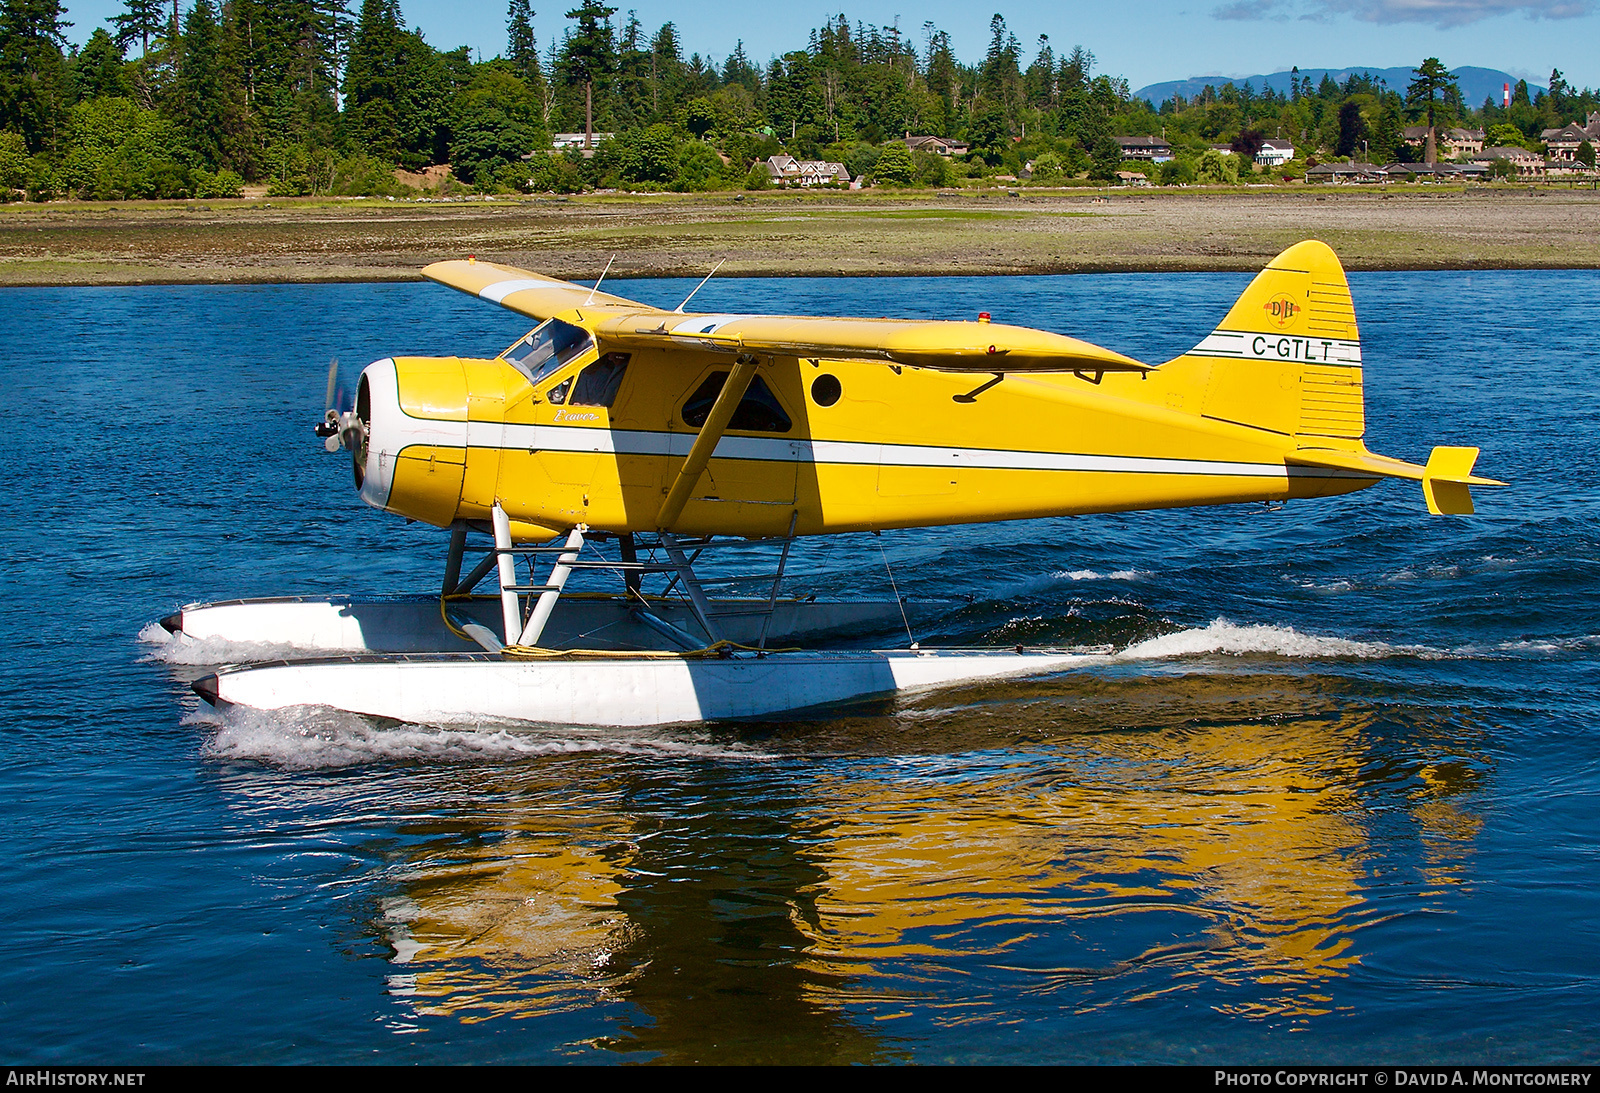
[502,319,593,386]
[681,372,793,433]
[571,353,630,408]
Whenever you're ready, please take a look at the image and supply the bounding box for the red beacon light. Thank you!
[978,311,991,323]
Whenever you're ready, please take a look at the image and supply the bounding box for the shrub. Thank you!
[0,132,27,195]
[1196,149,1239,185]
[192,168,244,198]
[673,140,724,191]
[1030,151,1063,182]
[873,142,914,185]
[529,153,583,193]
[743,163,772,190]
[912,150,953,187]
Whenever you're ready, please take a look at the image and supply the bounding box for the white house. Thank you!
[761,156,851,186]
[1255,140,1295,167]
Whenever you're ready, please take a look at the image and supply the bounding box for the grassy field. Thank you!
[2,185,1598,285]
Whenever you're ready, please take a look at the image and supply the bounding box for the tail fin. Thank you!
[1172,240,1364,440]
[1424,446,1496,516]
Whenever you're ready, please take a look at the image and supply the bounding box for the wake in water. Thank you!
[187,701,777,770]
[1117,619,1432,661]
[138,621,308,667]
[1117,618,1600,663]
[1057,568,1148,583]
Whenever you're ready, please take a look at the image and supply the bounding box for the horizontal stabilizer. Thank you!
[1289,446,1425,481]
[1291,444,1503,515]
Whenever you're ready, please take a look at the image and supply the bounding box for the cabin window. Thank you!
[681,372,793,433]
[571,353,631,408]
[503,318,592,385]
[810,373,842,407]
[545,376,572,405]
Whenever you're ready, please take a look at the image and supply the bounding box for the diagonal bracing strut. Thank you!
[655,353,761,531]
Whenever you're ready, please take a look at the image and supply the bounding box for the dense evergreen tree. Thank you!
[507,0,538,81]
[0,0,70,151]
[1336,99,1365,159]
[344,0,403,159]
[3,10,1597,199]
[558,0,615,147]
[110,0,164,57]
[71,28,130,102]
[174,0,224,168]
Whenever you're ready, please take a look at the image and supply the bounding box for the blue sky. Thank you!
[60,0,1599,97]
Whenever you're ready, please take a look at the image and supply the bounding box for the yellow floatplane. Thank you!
[173,240,1499,726]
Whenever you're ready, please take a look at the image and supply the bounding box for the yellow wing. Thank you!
[588,312,1149,374]
[422,258,653,319]
[423,258,1148,375]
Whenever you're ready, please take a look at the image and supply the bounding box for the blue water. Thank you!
[0,269,1596,1063]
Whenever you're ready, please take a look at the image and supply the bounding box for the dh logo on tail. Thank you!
[1263,294,1299,328]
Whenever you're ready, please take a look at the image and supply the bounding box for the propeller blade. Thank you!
[324,358,339,412]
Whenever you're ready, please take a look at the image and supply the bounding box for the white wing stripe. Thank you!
[479,279,552,304]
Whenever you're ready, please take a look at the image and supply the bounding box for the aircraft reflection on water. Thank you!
[349,673,1490,1058]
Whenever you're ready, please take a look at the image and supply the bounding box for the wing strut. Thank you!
[656,353,761,530]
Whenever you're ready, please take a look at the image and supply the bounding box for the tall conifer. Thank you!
[175,0,223,167]
[507,0,538,82]
[559,0,615,148]
[110,0,164,56]
[344,0,402,158]
[0,0,69,151]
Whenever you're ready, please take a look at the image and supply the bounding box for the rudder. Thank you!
[1172,241,1365,440]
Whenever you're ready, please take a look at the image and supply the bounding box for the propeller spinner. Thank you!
[313,358,368,487]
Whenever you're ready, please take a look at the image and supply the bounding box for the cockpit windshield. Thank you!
[502,318,593,386]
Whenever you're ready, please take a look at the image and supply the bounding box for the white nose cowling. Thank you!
[356,358,469,515]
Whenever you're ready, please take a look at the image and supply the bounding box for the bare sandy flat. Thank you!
[1,187,1597,286]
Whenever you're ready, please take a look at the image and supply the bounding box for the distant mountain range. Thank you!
[1133,67,1546,108]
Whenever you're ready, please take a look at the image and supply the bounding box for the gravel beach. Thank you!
[2,186,1597,285]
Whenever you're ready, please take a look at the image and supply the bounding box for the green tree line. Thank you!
[1,0,1596,200]
[1146,63,1597,183]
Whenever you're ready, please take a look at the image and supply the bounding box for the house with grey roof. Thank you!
[1541,111,1600,159]
[1115,135,1173,162]
[1306,161,1383,183]
[1402,126,1485,158]
[1471,146,1546,177]
[902,135,970,157]
[1379,161,1489,182]
[1542,123,1593,161]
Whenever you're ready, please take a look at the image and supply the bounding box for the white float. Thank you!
[192,647,1105,728]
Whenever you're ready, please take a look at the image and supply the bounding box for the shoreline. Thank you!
[4,187,1598,286]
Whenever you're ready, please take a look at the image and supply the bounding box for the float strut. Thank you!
[491,503,520,644]
[660,532,723,643]
[758,512,799,651]
[519,525,586,647]
[442,521,468,595]
[619,533,642,595]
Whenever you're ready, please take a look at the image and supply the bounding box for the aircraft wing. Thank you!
[422,259,655,320]
[589,312,1150,374]
[425,259,1147,373]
